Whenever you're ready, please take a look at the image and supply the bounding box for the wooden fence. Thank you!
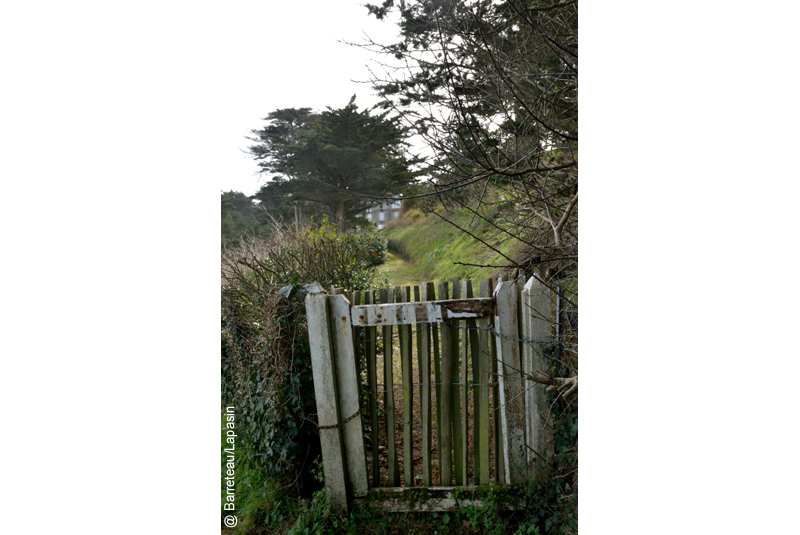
[304,276,554,512]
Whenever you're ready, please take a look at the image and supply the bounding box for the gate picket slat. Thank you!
[489,278,504,485]
[351,290,362,399]
[437,281,453,485]
[451,279,464,486]
[459,280,470,484]
[394,286,402,483]
[414,286,422,423]
[365,290,380,487]
[416,285,432,486]
[399,286,414,487]
[463,280,480,483]
[380,287,400,487]
[427,283,442,485]
[420,283,435,486]
[477,279,491,485]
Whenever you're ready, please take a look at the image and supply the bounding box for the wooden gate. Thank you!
[304,276,554,513]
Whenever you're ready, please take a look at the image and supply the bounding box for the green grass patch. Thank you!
[376,251,425,287]
[379,208,522,286]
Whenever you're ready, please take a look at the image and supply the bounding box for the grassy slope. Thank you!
[377,207,522,287]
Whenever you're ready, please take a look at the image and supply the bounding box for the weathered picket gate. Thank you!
[305,276,554,513]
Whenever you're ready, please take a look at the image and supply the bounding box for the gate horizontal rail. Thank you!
[351,297,494,326]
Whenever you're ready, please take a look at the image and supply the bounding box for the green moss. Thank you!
[400,487,431,506]
[362,485,525,511]
[363,487,431,507]
[451,485,521,505]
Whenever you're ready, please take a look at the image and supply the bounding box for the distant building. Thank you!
[363,197,402,230]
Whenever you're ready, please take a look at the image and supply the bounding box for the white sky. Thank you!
[211,2,405,196]
[213,1,406,196]
[3,1,404,197]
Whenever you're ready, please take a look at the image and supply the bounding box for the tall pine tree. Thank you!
[248,96,421,231]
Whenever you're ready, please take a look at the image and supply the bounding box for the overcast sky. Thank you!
[209,2,405,195]
[3,1,404,198]
[212,0,406,197]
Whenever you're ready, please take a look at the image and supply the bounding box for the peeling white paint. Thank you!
[425,303,443,323]
[446,310,480,318]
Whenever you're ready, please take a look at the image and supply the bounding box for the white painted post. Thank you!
[328,294,369,498]
[523,276,554,480]
[493,281,527,486]
[521,280,534,468]
[305,283,349,512]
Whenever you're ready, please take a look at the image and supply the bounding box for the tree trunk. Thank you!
[337,202,347,232]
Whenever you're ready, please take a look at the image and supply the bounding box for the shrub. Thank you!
[221,218,388,500]
[404,207,423,220]
[223,216,388,291]
[353,232,387,266]
[386,238,412,261]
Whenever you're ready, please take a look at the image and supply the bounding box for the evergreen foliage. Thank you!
[221,191,271,247]
[248,96,423,231]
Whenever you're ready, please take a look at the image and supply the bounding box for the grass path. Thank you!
[376,251,424,287]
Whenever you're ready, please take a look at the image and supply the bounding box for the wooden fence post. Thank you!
[328,293,369,498]
[494,281,527,486]
[523,276,554,480]
[305,283,349,512]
